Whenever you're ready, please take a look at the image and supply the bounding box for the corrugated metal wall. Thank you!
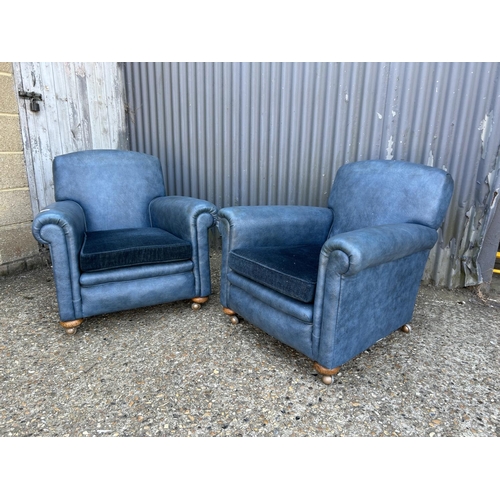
[123,62,500,288]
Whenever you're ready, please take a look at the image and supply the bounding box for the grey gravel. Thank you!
[0,250,499,437]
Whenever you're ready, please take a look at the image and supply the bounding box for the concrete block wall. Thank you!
[0,62,46,276]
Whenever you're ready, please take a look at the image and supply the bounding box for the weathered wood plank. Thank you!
[13,62,128,215]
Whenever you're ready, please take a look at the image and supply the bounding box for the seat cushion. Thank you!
[229,245,323,303]
[80,227,192,272]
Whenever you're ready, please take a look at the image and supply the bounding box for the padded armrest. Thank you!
[150,196,217,297]
[218,205,333,249]
[321,223,438,276]
[149,196,217,240]
[32,200,87,251]
[31,200,87,321]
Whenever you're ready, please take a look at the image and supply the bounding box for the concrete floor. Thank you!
[0,252,498,437]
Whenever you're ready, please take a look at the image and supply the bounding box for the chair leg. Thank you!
[313,362,340,385]
[400,324,412,333]
[222,307,239,324]
[191,297,209,310]
[60,319,83,334]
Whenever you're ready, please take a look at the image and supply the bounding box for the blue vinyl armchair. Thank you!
[32,149,217,334]
[218,160,454,384]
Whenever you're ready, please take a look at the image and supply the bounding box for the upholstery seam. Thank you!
[80,271,194,287]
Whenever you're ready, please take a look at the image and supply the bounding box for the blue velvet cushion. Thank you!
[229,245,323,303]
[80,227,192,272]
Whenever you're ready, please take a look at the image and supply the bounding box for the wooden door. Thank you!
[13,62,128,215]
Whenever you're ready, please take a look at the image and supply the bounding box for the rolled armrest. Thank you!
[321,223,438,276]
[218,205,333,249]
[150,196,217,297]
[32,200,86,251]
[31,201,87,321]
[149,196,217,240]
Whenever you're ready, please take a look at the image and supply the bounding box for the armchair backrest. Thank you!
[53,149,165,232]
[328,160,454,236]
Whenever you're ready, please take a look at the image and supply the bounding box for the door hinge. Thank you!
[18,90,43,112]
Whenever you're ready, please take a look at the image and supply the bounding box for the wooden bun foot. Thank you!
[313,362,340,385]
[222,307,239,325]
[191,297,209,310]
[60,319,83,334]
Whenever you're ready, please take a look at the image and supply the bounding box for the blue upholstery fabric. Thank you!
[80,228,192,272]
[312,250,430,368]
[218,206,333,306]
[150,196,218,299]
[53,150,165,232]
[81,272,196,318]
[32,149,217,323]
[328,160,454,234]
[32,200,87,320]
[80,261,193,287]
[218,160,454,376]
[228,284,315,360]
[227,272,314,323]
[322,223,438,276]
[229,245,323,303]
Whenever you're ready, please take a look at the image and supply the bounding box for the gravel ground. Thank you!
[0,250,498,437]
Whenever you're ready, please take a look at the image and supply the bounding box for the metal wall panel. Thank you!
[123,62,500,288]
